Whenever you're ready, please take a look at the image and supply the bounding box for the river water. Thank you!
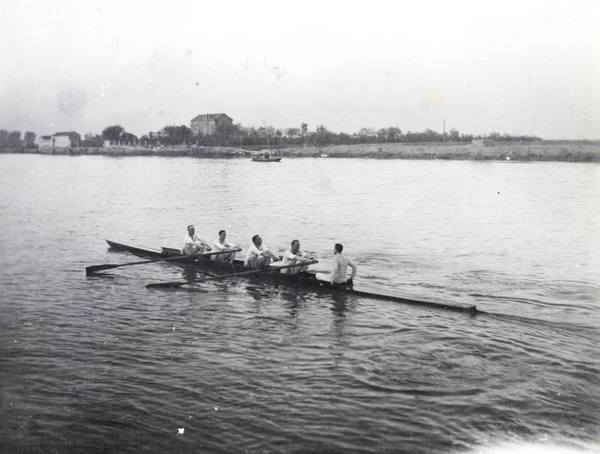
[0,154,598,453]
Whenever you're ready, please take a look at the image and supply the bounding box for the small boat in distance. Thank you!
[252,150,282,162]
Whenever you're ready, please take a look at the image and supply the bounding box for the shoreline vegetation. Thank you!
[2,141,600,162]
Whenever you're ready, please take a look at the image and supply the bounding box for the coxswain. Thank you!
[281,240,317,274]
[182,225,212,256]
[211,230,239,263]
[244,234,279,268]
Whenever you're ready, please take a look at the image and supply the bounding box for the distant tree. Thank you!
[121,132,138,144]
[422,129,442,142]
[161,125,193,145]
[313,124,331,147]
[233,123,245,146]
[338,132,352,144]
[404,130,419,142]
[257,126,269,147]
[300,123,308,146]
[7,131,21,148]
[102,125,125,141]
[448,128,460,142]
[250,125,277,148]
[244,127,261,146]
[357,128,376,143]
[265,125,277,144]
[83,132,102,146]
[286,128,300,140]
[24,131,36,148]
[212,123,238,147]
[273,129,283,146]
[0,130,7,148]
[386,127,402,142]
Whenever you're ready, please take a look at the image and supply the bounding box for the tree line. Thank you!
[0,124,542,151]
[99,123,542,149]
[0,130,37,150]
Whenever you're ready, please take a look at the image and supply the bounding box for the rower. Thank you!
[182,225,212,256]
[244,234,279,268]
[211,230,239,263]
[281,240,316,274]
[329,243,357,286]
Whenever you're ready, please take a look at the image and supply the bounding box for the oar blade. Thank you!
[146,281,187,289]
[85,264,119,276]
[85,254,191,276]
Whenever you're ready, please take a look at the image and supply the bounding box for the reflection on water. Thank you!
[0,155,598,453]
[329,292,351,317]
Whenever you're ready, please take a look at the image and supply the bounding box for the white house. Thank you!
[38,131,81,148]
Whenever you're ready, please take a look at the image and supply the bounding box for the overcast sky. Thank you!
[1,0,598,140]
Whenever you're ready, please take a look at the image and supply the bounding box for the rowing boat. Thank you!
[104,240,481,315]
[105,240,342,288]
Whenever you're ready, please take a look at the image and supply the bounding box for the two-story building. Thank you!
[37,131,81,148]
[190,113,233,136]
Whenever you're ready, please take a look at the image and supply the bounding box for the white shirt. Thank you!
[281,249,306,274]
[213,238,236,251]
[183,233,207,255]
[244,243,269,266]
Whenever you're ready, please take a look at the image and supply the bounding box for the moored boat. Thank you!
[102,240,481,314]
[251,150,281,162]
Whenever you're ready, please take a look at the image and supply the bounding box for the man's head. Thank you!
[219,230,226,240]
[252,234,262,246]
[187,225,195,235]
[291,240,300,253]
[334,243,343,253]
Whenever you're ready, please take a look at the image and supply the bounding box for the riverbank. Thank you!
[4,141,600,162]
[286,141,600,162]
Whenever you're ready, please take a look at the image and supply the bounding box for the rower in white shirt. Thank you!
[244,234,279,268]
[281,240,317,274]
[211,230,239,263]
[182,225,212,256]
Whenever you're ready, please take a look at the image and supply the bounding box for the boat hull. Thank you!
[251,157,281,162]
[106,240,338,288]
[105,240,480,314]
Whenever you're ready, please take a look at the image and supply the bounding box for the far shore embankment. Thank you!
[5,141,600,162]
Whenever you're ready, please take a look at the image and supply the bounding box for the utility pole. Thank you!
[443,121,446,142]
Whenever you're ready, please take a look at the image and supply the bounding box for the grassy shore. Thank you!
[6,141,600,162]
[285,141,600,162]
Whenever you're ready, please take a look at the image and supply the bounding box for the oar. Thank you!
[85,249,240,276]
[146,260,318,289]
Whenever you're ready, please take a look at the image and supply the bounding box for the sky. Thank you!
[0,0,599,140]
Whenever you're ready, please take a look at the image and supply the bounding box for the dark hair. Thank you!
[187,225,194,231]
[291,239,299,247]
[219,230,226,236]
[252,234,260,245]
[335,243,343,253]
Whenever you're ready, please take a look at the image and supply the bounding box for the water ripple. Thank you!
[1,156,598,453]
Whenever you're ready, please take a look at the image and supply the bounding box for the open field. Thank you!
[4,141,600,162]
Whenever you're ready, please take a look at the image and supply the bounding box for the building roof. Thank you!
[52,131,80,137]
[191,113,232,122]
